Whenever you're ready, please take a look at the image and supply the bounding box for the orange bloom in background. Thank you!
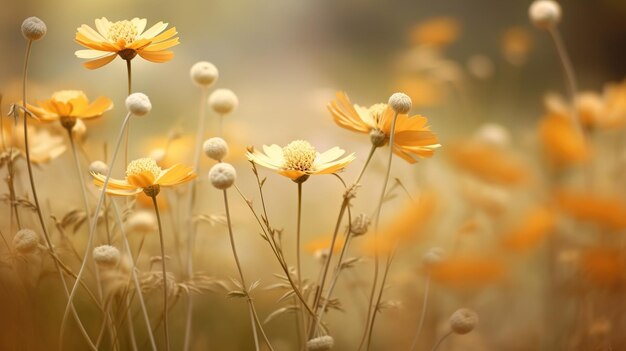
[27,90,113,124]
[538,113,589,167]
[246,140,355,182]
[502,206,556,252]
[580,248,626,286]
[501,27,533,66]
[306,235,346,256]
[361,192,438,256]
[555,190,626,230]
[328,92,440,163]
[75,17,179,69]
[1,119,66,163]
[136,191,170,211]
[92,157,195,196]
[395,77,446,107]
[409,17,460,48]
[446,140,528,186]
[429,255,507,288]
[601,79,626,129]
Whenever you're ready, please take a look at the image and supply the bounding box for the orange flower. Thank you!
[27,90,112,126]
[555,190,626,230]
[75,17,179,69]
[501,206,556,252]
[429,255,507,288]
[580,248,626,286]
[328,92,440,163]
[246,140,355,183]
[446,140,528,185]
[538,113,589,167]
[501,27,533,66]
[91,157,195,196]
[1,119,66,164]
[409,17,460,48]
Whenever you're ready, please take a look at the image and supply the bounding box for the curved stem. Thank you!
[222,189,273,351]
[365,250,396,350]
[355,144,377,186]
[359,111,399,350]
[431,330,453,351]
[409,274,431,351]
[151,195,171,351]
[60,112,132,350]
[124,59,132,167]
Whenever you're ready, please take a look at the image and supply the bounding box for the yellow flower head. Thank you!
[91,157,195,196]
[27,90,113,126]
[75,17,179,69]
[328,92,441,163]
[246,140,355,183]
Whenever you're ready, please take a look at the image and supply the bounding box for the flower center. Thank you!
[126,158,161,180]
[107,20,138,44]
[368,103,388,125]
[282,140,317,172]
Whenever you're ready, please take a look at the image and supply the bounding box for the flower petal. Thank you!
[137,50,174,63]
[156,164,195,186]
[139,21,167,39]
[82,54,117,70]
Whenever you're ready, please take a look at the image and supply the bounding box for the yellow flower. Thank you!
[27,90,113,127]
[75,17,179,69]
[246,140,355,182]
[1,120,66,164]
[328,92,440,163]
[91,157,195,196]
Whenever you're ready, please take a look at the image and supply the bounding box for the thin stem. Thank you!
[359,111,399,350]
[222,189,272,351]
[431,330,453,351]
[365,250,396,350]
[124,59,132,167]
[355,144,377,186]
[409,274,431,351]
[183,86,209,351]
[295,182,307,343]
[67,127,93,224]
[126,59,132,95]
[151,195,171,351]
[60,112,133,350]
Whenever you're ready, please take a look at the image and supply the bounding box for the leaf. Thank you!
[226,290,248,299]
[276,289,296,303]
[263,306,299,325]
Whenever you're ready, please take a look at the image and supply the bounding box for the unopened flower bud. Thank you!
[127,210,157,234]
[149,148,166,163]
[449,308,478,334]
[369,129,386,148]
[72,119,87,141]
[203,137,229,161]
[190,61,219,87]
[529,0,561,30]
[93,245,121,268]
[126,93,151,116]
[388,92,412,114]
[89,160,109,175]
[209,162,236,189]
[306,335,334,351]
[350,213,370,236]
[208,89,238,115]
[21,17,47,41]
[13,229,39,254]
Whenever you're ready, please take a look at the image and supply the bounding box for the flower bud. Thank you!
[350,213,370,236]
[126,210,157,234]
[72,119,87,141]
[208,89,238,115]
[203,137,229,161]
[149,148,166,163]
[209,162,236,189]
[89,160,109,175]
[190,61,219,87]
[449,308,478,334]
[93,245,121,268]
[306,335,334,351]
[388,92,412,114]
[13,229,39,254]
[369,129,386,148]
[125,93,151,116]
[21,17,47,41]
[529,0,561,30]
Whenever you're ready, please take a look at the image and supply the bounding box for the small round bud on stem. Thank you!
[209,162,236,189]
[125,93,151,116]
[127,210,157,234]
[203,137,229,161]
[306,335,334,351]
[529,0,561,30]
[449,308,479,334]
[89,160,109,175]
[13,229,40,254]
[208,89,238,115]
[369,129,386,147]
[350,213,370,236]
[21,17,47,41]
[388,92,412,114]
[190,61,219,87]
[93,245,121,268]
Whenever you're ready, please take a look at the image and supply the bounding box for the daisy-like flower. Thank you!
[328,92,440,163]
[91,157,195,196]
[75,17,179,69]
[1,120,66,164]
[27,90,113,129]
[246,140,355,183]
